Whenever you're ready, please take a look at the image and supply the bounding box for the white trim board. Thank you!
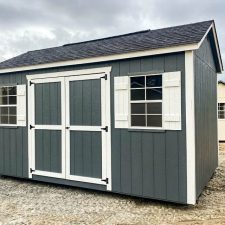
[185,51,196,205]
[26,67,112,80]
[2,44,198,74]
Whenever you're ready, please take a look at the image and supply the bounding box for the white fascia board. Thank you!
[185,50,196,205]
[0,44,198,74]
[197,23,223,73]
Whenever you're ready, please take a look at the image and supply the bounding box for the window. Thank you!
[218,103,225,119]
[0,86,17,125]
[130,75,162,127]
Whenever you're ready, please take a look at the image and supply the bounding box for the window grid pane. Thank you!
[0,86,17,125]
[218,103,225,119]
[130,74,163,128]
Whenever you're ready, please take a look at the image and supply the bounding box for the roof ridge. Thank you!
[26,20,214,53]
[62,20,213,47]
[153,20,214,32]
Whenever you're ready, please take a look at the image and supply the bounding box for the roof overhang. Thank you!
[0,22,223,74]
[0,44,200,74]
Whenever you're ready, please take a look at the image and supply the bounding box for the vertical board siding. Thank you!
[35,130,62,173]
[111,53,187,203]
[70,131,102,178]
[111,62,121,192]
[0,53,187,203]
[35,82,61,125]
[194,36,218,198]
[0,72,28,178]
[70,79,101,126]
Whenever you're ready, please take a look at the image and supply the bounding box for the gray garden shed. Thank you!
[0,20,223,204]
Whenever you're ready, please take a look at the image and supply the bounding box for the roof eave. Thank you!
[0,43,199,74]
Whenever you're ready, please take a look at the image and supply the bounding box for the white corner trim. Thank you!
[217,84,219,166]
[26,66,112,80]
[1,44,199,74]
[185,51,196,204]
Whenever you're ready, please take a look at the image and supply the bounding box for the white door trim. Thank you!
[26,67,112,80]
[28,68,111,190]
[28,77,66,179]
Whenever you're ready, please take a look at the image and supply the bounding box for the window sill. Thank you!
[128,128,165,133]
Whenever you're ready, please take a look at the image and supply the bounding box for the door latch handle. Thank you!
[66,126,70,129]
[101,126,108,132]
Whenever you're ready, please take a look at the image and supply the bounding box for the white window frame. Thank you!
[0,85,17,127]
[218,102,225,120]
[129,73,164,130]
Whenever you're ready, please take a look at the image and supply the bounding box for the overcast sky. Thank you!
[0,0,224,79]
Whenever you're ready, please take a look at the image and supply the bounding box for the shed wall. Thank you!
[194,35,218,198]
[0,53,187,203]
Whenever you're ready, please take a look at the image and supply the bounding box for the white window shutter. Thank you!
[17,84,27,126]
[114,76,129,128]
[163,71,181,130]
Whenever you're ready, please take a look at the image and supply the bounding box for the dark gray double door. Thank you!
[29,74,109,186]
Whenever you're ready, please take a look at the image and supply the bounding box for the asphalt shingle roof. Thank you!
[0,20,213,69]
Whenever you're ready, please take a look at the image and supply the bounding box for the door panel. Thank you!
[69,79,101,126]
[65,74,108,185]
[35,130,62,173]
[70,131,102,178]
[29,77,65,179]
[35,82,61,125]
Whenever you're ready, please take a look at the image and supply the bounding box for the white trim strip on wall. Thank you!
[26,67,111,80]
[2,44,199,74]
[185,50,196,205]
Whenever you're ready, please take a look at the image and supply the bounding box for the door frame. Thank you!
[65,74,108,185]
[27,67,112,190]
[28,77,66,179]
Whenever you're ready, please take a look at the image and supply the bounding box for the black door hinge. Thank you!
[30,125,35,129]
[29,81,33,86]
[101,74,107,80]
[101,126,108,132]
[101,178,109,184]
[30,168,35,173]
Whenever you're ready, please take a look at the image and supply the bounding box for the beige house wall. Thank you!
[218,83,225,141]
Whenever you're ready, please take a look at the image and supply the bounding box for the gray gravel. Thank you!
[0,146,225,225]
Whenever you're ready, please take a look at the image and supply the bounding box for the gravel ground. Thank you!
[0,145,225,225]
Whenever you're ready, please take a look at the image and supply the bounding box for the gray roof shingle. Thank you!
[0,20,214,69]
